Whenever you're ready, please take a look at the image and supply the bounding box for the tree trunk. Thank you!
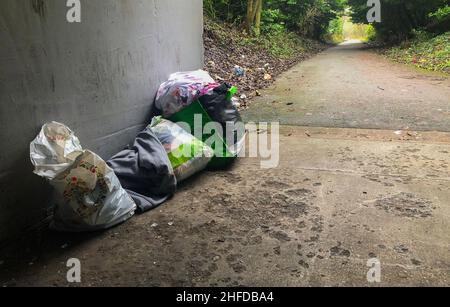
[246,0,255,34]
[246,0,263,36]
[254,0,263,36]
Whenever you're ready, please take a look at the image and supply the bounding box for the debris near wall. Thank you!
[203,18,327,109]
[28,70,246,232]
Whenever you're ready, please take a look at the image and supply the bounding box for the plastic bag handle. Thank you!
[226,86,238,101]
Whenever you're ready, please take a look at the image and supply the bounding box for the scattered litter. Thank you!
[286,102,294,106]
[377,86,385,91]
[255,90,261,96]
[394,131,403,135]
[264,73,272,80]
[411,258,422,266]
[305,132,311,137]
[168,222,174,226]
[394,244,410,254]
[231,97,241,108]
[240,94,247,100]
[234,65,245,77]
[151,223,158,228]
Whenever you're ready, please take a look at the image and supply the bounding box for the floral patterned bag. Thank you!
[30,122,136,232]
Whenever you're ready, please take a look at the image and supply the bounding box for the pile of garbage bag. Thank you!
[30,70,245,232]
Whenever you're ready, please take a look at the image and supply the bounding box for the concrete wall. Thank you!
[0,0,204,243]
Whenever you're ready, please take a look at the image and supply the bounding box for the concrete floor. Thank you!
[1,126,450,286]
[1,41,450,287]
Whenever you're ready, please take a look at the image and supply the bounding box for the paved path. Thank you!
[2,127,450,287]
[243,40,450,132]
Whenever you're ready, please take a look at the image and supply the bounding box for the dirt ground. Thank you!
[1,41,450,287]
[203,18,326,105]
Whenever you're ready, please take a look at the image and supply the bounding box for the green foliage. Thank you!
[203,0,449,46]
[204,0,348,40]
[430,5,450,21]
[203,0,247,23]
[261,8,286,34]
[325,16,376,43]
[204,16,324,65]
[238,29,308,58]
[365,24,377,41]
[325,17,345,43]
[343,17,372,41]
[411,29,434,41]
[347,0,450,42]
[385,32,450,74]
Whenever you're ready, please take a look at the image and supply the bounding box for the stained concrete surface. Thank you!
[1,126,450,287]
[1,41,450,287]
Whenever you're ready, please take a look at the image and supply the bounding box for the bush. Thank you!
[325,18,345,43]
[365,25,377,42]
[385,32,450,74]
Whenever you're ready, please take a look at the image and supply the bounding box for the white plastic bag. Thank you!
[30,122,83,180]
[30,122,136,232]
[150,117,214,182]
[155,70,219,118]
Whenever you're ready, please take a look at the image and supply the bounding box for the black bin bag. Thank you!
[198,83,245,152]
